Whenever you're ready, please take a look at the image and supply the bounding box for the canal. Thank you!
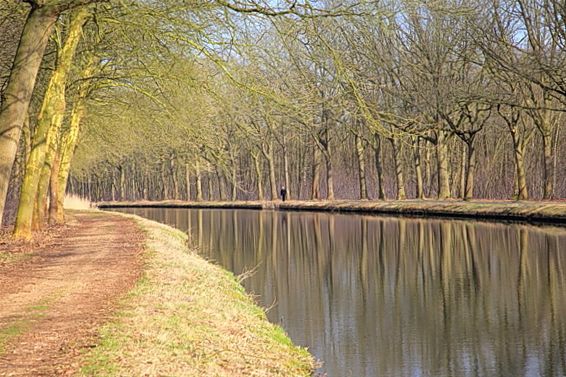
[113,207,566,377]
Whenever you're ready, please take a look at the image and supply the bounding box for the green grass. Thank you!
[0,251,32,266]
[0,298,51,355]
[0,322,29,354]
[81,213,314,377]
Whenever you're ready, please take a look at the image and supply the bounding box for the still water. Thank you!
[115,208,566,377]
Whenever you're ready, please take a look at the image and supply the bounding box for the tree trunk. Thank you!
[171,156,179,200]
[160,161,168,199]
[373,133,385,200]
[119,166,125,200]
[390,137,406,200]
[413,137,424,199]
[266,150,277,200]
[0,6,59,227]
[54,59,94,224]
[459,146,466,199]
[552,126,559,195]
[231,161,237,201]
[463,141,476,201]
[36,7,90,229]
[325,151,335,200]
[542,132,554,199]
[87,175,93,200]
[207,174,214,201]
[311,146,322,200]
[13,7,89,238]
[436,129,451,200]
[424,142,432,197]
[355,133,368,200]
[215,168,224,201]
[143,173,149,200]
[111,170,117,201]
[22,113,32,168]
[252,152,264,200]
[283,143,291,200]
[511,131,529,200]
[195,161,203,201]
[185,163,191,201]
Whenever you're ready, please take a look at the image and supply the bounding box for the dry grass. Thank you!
[80,214,314,376]
[64,195,91,210]
[98,199,566,223]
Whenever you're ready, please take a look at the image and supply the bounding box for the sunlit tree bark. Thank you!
[14,7,90,238]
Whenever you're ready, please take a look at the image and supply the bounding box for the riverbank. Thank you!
[0,211,314,376]
[81,211,315,376]
[98,199,566,224]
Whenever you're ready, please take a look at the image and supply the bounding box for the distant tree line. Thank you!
[69,0,565,203]
[1,0,565,238]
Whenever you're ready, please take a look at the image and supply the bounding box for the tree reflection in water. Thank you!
[122,208,566,377]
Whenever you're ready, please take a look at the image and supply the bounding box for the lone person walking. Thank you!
[280,186,287,202]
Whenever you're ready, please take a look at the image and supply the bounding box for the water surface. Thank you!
[115,208,566,377]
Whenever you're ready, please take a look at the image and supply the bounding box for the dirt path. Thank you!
[0,211,143,376]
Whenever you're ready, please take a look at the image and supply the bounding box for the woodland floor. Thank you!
[0,211,143,376]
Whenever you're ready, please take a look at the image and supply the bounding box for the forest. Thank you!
[1,0,565,239]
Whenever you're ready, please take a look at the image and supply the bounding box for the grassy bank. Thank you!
[81,213,314,376]
[98,199,566,224]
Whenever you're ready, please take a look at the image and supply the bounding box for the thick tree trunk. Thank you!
[195,161,203,201]
[87,176,93,200]
[511,131,529,200]
[311,146,322,200]
[252,153,264,200]
[111,170,117,201]
[373,133,385,200]
[22,113,32,168]
[0,6,59,227]
[171,156,179,200]
[413,137,425,199]
[463,141,476,201]
[13,7,89,238]
[231,162,237,201]
[37,8,90,230]
[207,174,213,201]
[283,143,291,200]
[436,129,451,200]
[459,146,466,199]
[266,151,277,200]
[160,161,168,200]
[325,152,335,200]
[542,132,554,199]
[355,133,368,200]
[215,169,224,201]
[185,163,191,201]
[552,126,559,195]
[119,166,125,200]
[424,142,432,197]
[390,137,406,200]
[143,173,149,200]
[54,61,93,224]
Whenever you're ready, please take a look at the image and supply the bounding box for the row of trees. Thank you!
[70,0,565,204]
[0,0,250,237]
[2,0,565,238]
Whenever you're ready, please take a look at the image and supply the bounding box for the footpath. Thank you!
[0,212,142,376]
[0,211,313,376]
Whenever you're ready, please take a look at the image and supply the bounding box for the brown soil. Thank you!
[0,211,143,376]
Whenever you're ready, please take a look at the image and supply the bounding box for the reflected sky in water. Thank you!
[115,208,566,377]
